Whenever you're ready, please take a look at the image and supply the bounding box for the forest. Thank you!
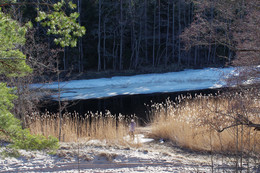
[72,0,227,71]
[0,0,259,172]
[49,0,259,73]
[1,0,258,74]
[6,0,251,74]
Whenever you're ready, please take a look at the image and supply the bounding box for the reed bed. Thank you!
[25,111,130,144]
[149,88,260,154]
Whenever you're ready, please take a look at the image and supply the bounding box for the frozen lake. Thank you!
[31,67,235,101]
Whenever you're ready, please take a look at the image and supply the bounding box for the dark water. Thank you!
[41,88,222,124]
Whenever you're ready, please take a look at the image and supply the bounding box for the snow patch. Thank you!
[124,134,154,144]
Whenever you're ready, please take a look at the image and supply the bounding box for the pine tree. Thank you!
[0,0,85,150]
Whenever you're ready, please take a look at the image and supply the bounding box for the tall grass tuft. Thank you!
[25,111,130,144]
[149,88,260,154]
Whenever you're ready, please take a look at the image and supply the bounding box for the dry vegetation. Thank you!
[148,88,260,155]
[24,87,259,157]
[25,111,132,144]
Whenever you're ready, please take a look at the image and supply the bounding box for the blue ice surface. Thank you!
[31,67,235,101]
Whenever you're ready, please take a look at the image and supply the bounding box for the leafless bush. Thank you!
[149,89,260,155]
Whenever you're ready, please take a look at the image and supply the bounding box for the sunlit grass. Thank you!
[148,88,260,154]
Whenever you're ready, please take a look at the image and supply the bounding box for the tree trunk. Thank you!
[129,0,135,69]
[172,2,175,63]
[63,47,66,71]
[194,45,197,66]
[152,1,156,67]
[57,58,62,141]
[119,0,123,70]
[213,42,216,63]
[157,0,161,65]
[112,31,117,71]
[103,18,106,70]
[178,0,181,66]
[144,0,148,63]
[78,0,83,72]
[207,2,214,65]
[165,1,170,67]
[135,16,142,69]
[187,2,192,66]
[97,0,101,71]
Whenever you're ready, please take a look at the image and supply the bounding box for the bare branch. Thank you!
[0,57,25,60]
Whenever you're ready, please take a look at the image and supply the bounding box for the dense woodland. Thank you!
[76,0,222,71]
[6,0,244,74]
[1,0,259,77]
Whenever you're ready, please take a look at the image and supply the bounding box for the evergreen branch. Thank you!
[0,60,17,71]
[0,57,25,60]
[0,2,54,8]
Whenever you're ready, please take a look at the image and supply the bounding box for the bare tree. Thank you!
[164,0,170,67]
[103,17,107,70]
[5,28,63,127]
[152,0,156,67]
[157,0,161,65]
[181,0,260,65]
[144,0,148,63]
[180,2,260,170]
[177,0,181,65]
[119,0,124,70]
[78,0,84,72]
[97,0,102,71]
[172,1,175,63]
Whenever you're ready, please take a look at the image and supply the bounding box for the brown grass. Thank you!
[149,88,260,154]
[25,111,130,144]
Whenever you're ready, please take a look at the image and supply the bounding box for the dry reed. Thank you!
[149,88,260,154]
[25,110,130,144]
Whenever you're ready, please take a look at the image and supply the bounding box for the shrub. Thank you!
[0,148,21,158]
[11,129,59,150]
[0,83,59,151]
[149,89,260,154]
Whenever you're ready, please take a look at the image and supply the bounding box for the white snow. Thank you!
[1,137,256,173]
[31,67,235,101]
[124,134,155,144]
[83,134,154,146]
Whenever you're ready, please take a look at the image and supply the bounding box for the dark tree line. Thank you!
[8,0,249,74]
[59,0,230,72]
